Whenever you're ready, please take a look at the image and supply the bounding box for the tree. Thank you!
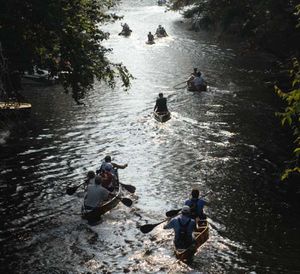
[0,0,132,103]
[168,0,300,55]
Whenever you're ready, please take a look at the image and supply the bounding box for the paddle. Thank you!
[66,182,85,195]
[118,197,133,207]
[119,182,136,193]
[173,80,187,89]
[165,190,212,217]
[140,217,170,234]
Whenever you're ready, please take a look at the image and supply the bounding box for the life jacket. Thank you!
[100,171,113,189]
[177,218,191,248]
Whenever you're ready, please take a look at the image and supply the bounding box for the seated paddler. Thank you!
[163,205,196,249]
[83,176,112,211]
[154,92,168,113]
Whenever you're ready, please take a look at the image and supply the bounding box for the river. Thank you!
[1,0,299,273]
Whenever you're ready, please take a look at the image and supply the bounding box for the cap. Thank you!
[181,205,190,214]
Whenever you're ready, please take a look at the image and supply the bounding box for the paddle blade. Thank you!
[140,223,157,234]
[166,209,181,217]
[120,182,136,193]
[120,197,133,207]
[66,186,78,195]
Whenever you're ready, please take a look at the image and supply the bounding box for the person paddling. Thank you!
[83,176,112,211]
[164,205,196,249]
[97,155,127,192]
[191,72,205,89]
[147,32,154,43]
[154,92,168,113]
[185,188,208,221]
[84,170,96,188]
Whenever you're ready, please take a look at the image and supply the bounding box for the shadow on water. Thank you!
[1,0,300,273]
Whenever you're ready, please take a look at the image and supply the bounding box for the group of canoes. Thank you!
[67,155,210,262]
[118,23,168,44]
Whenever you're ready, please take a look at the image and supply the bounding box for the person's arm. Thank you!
[163,218,174,229]
[112,162,128,169]
[154,99,158,111]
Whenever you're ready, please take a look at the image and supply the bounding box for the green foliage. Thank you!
[275,58,300,179]
[168,0,300,54]
[0,0,132,103]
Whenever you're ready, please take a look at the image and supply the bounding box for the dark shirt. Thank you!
[148,34,154,42]
[185,198,206,219]
[154,97,168,112]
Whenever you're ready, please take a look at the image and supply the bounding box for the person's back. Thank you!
[123,23,129,31]
[192,72,204,88]
[84,176,110,209]
[185,189,207,220]
[154,93,168,113]
[148,32,154,42]
[164,206,196,249]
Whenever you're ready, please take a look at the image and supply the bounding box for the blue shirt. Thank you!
[164,215,196,246]
[185,198,206,218]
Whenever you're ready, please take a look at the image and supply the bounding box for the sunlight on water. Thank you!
[1,0,298,274]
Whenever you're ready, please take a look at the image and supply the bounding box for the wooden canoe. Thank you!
[175,220,209,262]
[187,83,207,92]
[154,111,171,123]
[81,183,121,223]
[0,101,31,116]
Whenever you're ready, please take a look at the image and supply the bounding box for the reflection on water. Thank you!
[1,0,299,273]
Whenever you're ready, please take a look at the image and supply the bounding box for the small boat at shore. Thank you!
[81,182,122,224]
[175,220,209,262]
[187,83,207,92]
[154,111,171,123]
[0,101,31,116]
[23,66,59,84]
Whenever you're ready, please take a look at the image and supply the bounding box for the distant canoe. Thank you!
[0,101,31,116]
[175,220,209,262]
[154,111,171,123]
[146,40,155,45]
[156,32,168,38]
[187,83,207,92]
[118,29,132,36]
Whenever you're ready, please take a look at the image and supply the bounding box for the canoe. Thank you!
[187,83,207,92]
[81,182,121,223]
[156,33,168,38]
[154,111,171,123]
[175,220,209,262]
[146,40,155,45]
[23,67,59,84]
[0,101,31,116]
[118,30,132,36]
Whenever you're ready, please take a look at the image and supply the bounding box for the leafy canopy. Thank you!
[0,0,132,103]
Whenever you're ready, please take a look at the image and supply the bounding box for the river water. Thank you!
[1,0,299,273]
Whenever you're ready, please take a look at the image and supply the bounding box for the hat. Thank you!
[181,205,190,214]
